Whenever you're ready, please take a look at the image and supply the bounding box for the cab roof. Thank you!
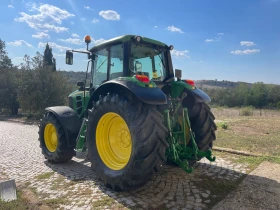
[89,35,168,52]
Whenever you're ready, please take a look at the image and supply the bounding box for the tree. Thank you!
[0,39,12,68]
[43,43,56,71]
[0,39,19,114]
[17,52,71,116]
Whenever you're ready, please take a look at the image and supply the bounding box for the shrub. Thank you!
[217,121,228,129]
[240,106,254,116]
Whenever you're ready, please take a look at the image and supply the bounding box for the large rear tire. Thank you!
[187,102,217,152]
[86,93,168,191]
[38,112,75,163]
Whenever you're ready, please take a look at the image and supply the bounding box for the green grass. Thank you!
[231,155,280,170]
[92,196,116,209]
[0,190,33,210]
[43,197,68,208]
[34,172,54,180]
[214,117,280,156]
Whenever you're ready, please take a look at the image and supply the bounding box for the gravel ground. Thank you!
[0,121,250,210]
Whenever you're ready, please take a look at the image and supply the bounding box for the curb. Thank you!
[0,117,39,125]
[213,146,261,157]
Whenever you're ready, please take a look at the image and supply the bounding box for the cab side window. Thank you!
[93,48,108,87]
[109,44,124,80]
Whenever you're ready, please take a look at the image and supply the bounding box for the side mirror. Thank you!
[175,69,182,79]
[77,81,84,87]
[66,50,73,65]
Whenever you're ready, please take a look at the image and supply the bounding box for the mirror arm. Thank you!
[68,49,91,55]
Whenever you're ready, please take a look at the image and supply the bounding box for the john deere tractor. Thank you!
[38,35,217,191]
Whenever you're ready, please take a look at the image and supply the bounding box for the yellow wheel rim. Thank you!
[178,116,191,145]
[96,112,132,170]
[44,123,58,152]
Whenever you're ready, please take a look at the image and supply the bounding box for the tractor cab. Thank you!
[65,35,176,91]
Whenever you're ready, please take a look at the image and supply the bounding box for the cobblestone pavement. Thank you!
[0,121,250,210]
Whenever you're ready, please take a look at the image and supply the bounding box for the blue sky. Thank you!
[1,0,280,84]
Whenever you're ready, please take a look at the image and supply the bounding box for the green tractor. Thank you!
[38,35,217,191]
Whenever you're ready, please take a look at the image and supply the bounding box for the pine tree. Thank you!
[43,43,53,66]
[42,43,57,71]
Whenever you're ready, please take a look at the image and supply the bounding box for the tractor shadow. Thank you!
[43,152,280,210]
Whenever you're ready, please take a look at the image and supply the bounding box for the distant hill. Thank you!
[58,70,269,90]
[194,79,253,89]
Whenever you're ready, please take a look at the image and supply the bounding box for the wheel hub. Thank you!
[44,123,58,152]
[96,112,132,170]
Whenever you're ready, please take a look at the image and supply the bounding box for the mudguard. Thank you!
[45,106,82,147]
[189,88,211,102]
[181,87,211,111]
[88,80,167,109]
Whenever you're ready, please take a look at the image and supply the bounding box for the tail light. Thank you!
[135,75,150,83]
[185,79,195,87]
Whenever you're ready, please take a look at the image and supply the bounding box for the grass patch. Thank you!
[214,151,280,172]
[92,196,115,209]
[34,172,54,180]
[0,190,35,210]
[194,174,245,209]
[231,155,280,171]
[215,117,280,156]
[43,197,68,209]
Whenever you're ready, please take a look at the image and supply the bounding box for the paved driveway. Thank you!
[0,121,249,210]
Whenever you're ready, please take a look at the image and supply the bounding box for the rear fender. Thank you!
[182,88,211,111]
[86,80,167,111]
[162,80,211,111]
[45,106,82,147]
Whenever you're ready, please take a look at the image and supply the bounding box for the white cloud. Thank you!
[154,26,158,28]
[53,53,64,57]
[166,25,184,33]
[92,18,99,23]
[71,33,79,38]
[240,41,256,46]
[84,6,93,10]
[93,38,106,45]
[99,10,120,20]
[12,57,23,61]
[32,32,50,39]
[171,50,190,58]
[8,5,14,8]
[205,33,224,43]
[38,42,70,51]
[230,49,260,55]
[14,3,74,33]
[58,38,83,45]
[205,39,215,42]
[7,40,33,47]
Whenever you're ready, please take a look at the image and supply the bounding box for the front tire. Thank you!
[38,112,75,163]
[86,93,168,191]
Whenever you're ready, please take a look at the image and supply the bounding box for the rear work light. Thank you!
[185,79,195,87]
[135,75,150,83]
